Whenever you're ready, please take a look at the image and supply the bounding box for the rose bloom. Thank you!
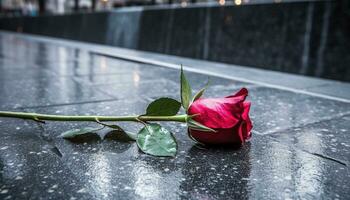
[188,88,252,145]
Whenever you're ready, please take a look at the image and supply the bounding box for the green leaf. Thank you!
[192,79,210,103]
[104,130,137,141]
[137,123,177,157]
[98,122,137,141]
[106,124,123,130]
[124,131,137,140]
[60,127,102,139]
[187,118,216,133]
[180,65,192,111]
[145,97,181,116]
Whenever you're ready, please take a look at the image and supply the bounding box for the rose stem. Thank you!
[0,111,188,123]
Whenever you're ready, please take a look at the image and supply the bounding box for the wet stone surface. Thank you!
[0,77,114,109]
[270,115,350,165]
[0,33,350,199]
[247,87,350,135]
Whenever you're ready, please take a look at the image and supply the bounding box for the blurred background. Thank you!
[0,0,314,17]
[0,0,349,82]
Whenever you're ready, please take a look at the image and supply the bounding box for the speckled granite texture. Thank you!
[0,31,349,199]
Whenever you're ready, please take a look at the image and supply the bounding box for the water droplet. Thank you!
[1,189,9,194]
[124,186,132,190]
[77,188,86,193]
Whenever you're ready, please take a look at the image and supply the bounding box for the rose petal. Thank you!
[226,88,248,99]
[188,88,248,129]
[242,102,253,140]
[188,98,242,129]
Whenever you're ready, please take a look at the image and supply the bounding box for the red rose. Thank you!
[188,88,252,145]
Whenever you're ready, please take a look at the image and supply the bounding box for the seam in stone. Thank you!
[310,152,347,166]
[265,135,348,167]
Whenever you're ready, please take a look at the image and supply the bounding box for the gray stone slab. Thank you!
[75,73,159,86]
[269,114,350,164]
[0,115,349,199]
[0,37,77,65]
[5,30,349,101]
[248,87,350,134]
[49,54,147,77]
[94,79,179,100]
[0,77,114,109]
[162,69,253,91]
[73,64,171,86]
[0,59,39,70]
[25,99,149,117]
[0,67,57,81]
[0,118,95,200]
[91,68,253,102]
[0,27,350,200]
[177,136,350,199]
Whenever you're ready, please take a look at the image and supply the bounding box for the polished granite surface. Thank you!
[0,33,349,200]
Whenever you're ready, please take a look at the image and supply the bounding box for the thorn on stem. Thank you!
[95,117,122,130]
[94,117,106,127]
[33,117,45,124]
[136,117,148,126]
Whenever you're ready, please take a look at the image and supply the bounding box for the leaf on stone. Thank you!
[192,79,210,103]
[60,127,102,142]
[101,123,137,141]
[136,123,177,157]
[187,118,216,133]
[180,65,192,111]
[60,127,101,139]
[145,97,181,116]
[105,124,124,130]
[124,131,137,140]
[104,129,137,141]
